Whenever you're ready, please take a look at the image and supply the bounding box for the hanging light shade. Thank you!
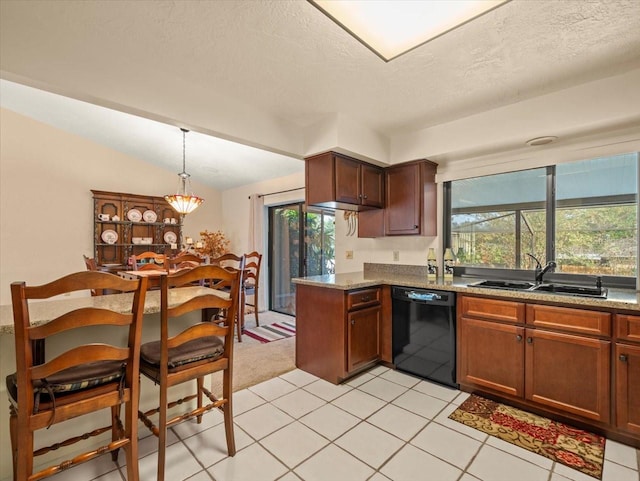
[165,128,204,215]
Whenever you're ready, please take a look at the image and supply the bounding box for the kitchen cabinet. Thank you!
[458,296,612,424]
[358,159,437,237]
[93,190,181,269]
[295,284,386,383]
[458,296,526,397]
[305,151,384,210]
[615,314,640,435]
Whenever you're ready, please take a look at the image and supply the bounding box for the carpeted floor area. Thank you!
[209,310,297,394]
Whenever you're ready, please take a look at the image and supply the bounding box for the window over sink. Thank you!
[445,152,638,287]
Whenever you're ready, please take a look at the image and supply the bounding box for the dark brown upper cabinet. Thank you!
[306,152,384,211]
[359,159,437,237]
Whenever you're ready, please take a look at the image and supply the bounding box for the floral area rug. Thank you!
[449,394,605,479]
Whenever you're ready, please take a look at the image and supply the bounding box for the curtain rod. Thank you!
[248,187,305,199]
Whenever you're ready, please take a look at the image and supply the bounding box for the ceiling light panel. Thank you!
[311,0,509,61]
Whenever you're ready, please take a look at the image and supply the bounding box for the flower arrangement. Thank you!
[196,230,230,259]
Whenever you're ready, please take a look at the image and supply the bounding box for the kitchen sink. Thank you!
[531,283,608,298]
[468,280,608,298]
[469,280,535,291]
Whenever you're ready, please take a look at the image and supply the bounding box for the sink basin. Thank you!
[469,280,608,298]
[532,283,608,298]
[470,280,535,291]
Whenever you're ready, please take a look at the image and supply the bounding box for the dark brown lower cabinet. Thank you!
[347,306,381,372]
[616,342,640,435]
[458,316,524,397]
[296,284,387,384]
[457,295,640,446]
[525,329,610,423]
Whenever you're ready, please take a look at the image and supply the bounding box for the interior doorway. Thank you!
[268,203,335,316]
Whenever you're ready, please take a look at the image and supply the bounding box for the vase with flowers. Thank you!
[195,230,230,260]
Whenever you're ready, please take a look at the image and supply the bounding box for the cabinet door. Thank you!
[385,163,420,235]
[360,164,384,208]
[335,155,361,205]
[525,329,610,423]
[347,306,381,372]
[458,317,525,397]
[616,343,640,434]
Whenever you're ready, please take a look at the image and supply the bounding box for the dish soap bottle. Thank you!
[443,248,455,282]
[427,248,437,282]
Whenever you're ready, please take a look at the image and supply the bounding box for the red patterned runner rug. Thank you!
[449,394,605,479]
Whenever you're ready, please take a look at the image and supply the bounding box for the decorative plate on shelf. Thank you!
[101,229,118,244]
[164,231,177,244]
[127,209,142,222]
[142,210,157,223]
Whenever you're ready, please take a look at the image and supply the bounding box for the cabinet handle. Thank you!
[363,194,368,199]
[526,337,533,344]
[351,319,355,325]
[619,354,628,362]
[361,296,370,302]
[516,335,522,342]
[414,225,419,229]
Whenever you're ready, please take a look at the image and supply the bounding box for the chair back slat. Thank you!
[168,293,230,319]
[30,308,133,340]
[24,271,142,299]
[166,323,228,350]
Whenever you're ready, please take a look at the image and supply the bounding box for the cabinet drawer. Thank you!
[347,288,381,311]
[616,314,640,344]
[459,296,525,324]
[526,304,611,337]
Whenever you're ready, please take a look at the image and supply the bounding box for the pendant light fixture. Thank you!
[165,128,204,215]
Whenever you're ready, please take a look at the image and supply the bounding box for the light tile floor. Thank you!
[47,366,639,481]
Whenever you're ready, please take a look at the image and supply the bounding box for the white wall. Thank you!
[0,108,223,304]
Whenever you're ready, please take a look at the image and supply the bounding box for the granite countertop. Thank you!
[0,286,227,334]
[293,269,640,311]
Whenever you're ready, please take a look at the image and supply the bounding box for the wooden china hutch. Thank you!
[92,190,182,270]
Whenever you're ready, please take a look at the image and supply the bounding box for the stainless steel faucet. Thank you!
[527,253,557,283]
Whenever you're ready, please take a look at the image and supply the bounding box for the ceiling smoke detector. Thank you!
[526,136,557,147]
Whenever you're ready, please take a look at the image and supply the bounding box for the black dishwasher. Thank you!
[392,286,457,388]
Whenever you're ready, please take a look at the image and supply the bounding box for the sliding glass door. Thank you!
[269,203,335,316]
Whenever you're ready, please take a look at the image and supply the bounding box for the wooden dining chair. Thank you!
[137,265,242,481]
[206,253,245,341]
[129,251,165,271]
[242,251,262,327]
[8,271,148,481]
[164,253,206,271]
[83,254,105,295]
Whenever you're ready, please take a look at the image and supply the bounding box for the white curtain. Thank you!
[248,194,265,311]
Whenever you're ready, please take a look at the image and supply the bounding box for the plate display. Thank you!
[142,210,157,223]
[101,229,118,244]
[164,231,177,244]
[127,209,142,222]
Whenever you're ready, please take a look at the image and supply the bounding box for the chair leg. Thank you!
[124,399,139,481]
[254,286,260,327]
[9,409,18,481]
[110,405,120,462]
[196,377,204,423]
[157,382,168,481]
[222,368,236,456]
[14,416,33,481]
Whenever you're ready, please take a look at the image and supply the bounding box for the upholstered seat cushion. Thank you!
[6,360,125,405]
[140,336,224,370]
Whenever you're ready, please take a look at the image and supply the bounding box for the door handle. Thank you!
[619,354,628,362]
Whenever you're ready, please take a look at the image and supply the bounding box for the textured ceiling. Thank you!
[1,0,640,189]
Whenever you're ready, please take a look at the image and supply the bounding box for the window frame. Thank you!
[444,157,638,289]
